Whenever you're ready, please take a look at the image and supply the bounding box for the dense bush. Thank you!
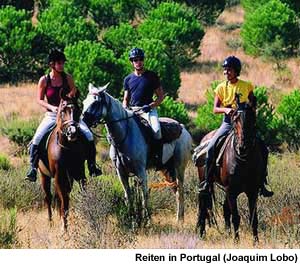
[242,0,300,13]
[37,0,98,48]
[89,0,148,28]
[254,87,280,146]
[275,89,300,150]
[102,23,138,58]
[157,96,189,125]
[65,40,127,99]
[147,0,226,25]
[0,6,42,82]
[241,0,300,58]
[138,2,204,67]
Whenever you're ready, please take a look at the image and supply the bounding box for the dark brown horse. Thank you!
[38,94,87,231]
[196,102,263,242]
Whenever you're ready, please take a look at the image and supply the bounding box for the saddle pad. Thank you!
[159,117,183,143]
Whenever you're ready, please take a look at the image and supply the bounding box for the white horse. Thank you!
[82,83,192,225]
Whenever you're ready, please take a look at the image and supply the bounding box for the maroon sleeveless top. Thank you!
[45,73,70,110]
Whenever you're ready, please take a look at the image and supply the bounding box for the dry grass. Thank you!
[0,83,42,120]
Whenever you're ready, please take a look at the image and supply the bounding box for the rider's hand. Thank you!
[225,108,234,115]
[142,105,151,113]
[51,106,58,113]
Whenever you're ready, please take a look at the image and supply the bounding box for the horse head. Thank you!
[82,83,110,127]
[231,101,256,155]
[57,93,81,142]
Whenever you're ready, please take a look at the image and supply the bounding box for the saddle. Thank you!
[192,131,233,167]
[134,115,183,145]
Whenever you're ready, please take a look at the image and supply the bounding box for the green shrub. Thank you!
[157,96,189,125]
[241,0,300,58]
[194,81,223,132]
[242,0,300,14]
[0,207,18,249]
[1,118,38,148]
[254,87,280,146]
[89,0,148,28]
[0,154,11,171]
[37,0,98,48]
[0,6,41,82]
[138,2,204,67]
[65,40,127,99]
[102,23,138,58]
[276,89,300,150]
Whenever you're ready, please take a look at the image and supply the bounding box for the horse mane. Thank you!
[103,91,134,120]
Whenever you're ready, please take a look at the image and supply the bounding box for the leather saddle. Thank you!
[134,115,182,145]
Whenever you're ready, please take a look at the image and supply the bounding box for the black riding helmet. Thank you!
[48,49,67,65]
[129,47,145,61]
[222,56,241,76]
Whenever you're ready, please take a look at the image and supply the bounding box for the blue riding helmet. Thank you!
[222,56,241,76]
[129,48,145,61]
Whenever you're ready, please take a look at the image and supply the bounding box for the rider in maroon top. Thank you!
[25,49,102,182]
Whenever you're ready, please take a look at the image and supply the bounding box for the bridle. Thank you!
[87,93,135,148]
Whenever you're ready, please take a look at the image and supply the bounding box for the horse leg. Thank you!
[247,193,259,243]
[137,169,150,227]
[197,191,209,238]
[228,194,240,242]
[40,173,53,225]
[54,171,70,232]
[223,196,231,235]
[116,168,133,219]
[176,168,185,223]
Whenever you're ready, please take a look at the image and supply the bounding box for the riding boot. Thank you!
[87,141,102,177]
[25,144,39,182]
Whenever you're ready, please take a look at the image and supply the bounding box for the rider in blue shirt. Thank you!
[123,48,165,165]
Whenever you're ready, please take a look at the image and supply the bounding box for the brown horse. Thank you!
[38,94,86,231]
[196,102,263,242]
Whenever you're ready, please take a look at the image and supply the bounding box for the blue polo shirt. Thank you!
[123,70,160,106]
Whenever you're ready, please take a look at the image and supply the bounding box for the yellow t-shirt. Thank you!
[214,79,254,108]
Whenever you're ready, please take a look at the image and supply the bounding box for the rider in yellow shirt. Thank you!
[200,56,273,197]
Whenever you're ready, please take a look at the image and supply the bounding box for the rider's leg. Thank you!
[25,112,56,182]
[148,109,164,168]
[79,119,102,177]
[200,121,232,193]
[257,137,274,197]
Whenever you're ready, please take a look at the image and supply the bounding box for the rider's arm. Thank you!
[213,94,233,115]
[66,74,77,98]
[123,90,130,108]
[37,76,58,113]
[150,86,164,108]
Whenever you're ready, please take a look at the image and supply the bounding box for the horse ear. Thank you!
[97,82,110,93]
[88,83,97,94]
